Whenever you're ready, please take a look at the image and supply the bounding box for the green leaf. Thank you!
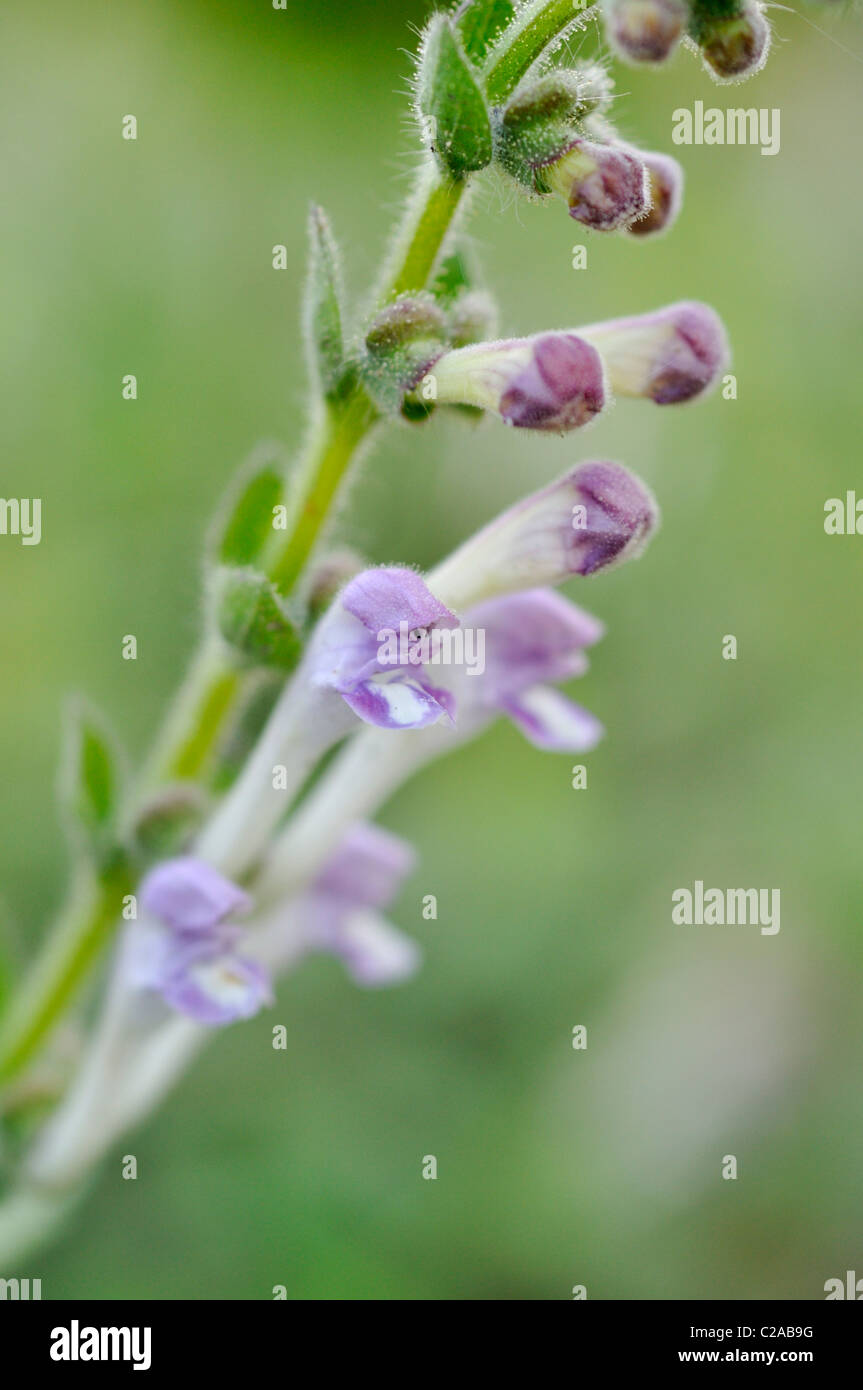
[213,445,285,569]
[417,15,493,178]
[482,0,596,105]
[431,249,473,305]
[60,700,124,864]
[455,0,516,63]
[304,204,352,400]
[216,567,303,671]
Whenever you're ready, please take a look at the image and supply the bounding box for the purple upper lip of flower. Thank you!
[500,334,605,432]
[140,856,251,934]
[309,566,459,730]
[340,567,458,639]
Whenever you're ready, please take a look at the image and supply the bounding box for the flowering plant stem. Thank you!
[0,169,465,1089]
[0,861,131,1086]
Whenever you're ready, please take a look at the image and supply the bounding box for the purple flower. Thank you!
[308,566,459,730]
[430,460,659,608]
[135,857,272,1026]
[429,333,606,433]
[546,140,649,232]
[578,301,729,404]
[297,823,420,986]
[608,0,688,64]
[140,856,250,933]
[448,588,606,751]
[158,947,272,1027]
[627,151,684,238]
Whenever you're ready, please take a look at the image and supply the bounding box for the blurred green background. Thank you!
[2,0,862,1299]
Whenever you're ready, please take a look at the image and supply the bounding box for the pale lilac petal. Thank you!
[328,911,422,987]
[341,567,458,636]
[161,951,273,1026]
[502,686,605,751]
[340,673,455,729]
[466,589,604,705]
[140,856,251,934]
[315,822,416,909]
[307,605,381,690]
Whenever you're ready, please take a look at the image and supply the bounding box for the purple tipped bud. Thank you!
[608,0,688,64]
[547,140,649,231]
[564,461,659,574]
[627,151,684,237]
[698,3,771,82]
[430,333,606,433]
[578,301,729,404]
[431,461,658,607]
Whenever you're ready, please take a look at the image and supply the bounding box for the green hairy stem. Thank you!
[0,0,602,1115]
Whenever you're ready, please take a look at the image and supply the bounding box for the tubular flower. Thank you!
[626,151,684,238]
[545,140,649,231]
[427,332,606,432]
[607,0,689,63]
[133,858,272,1026]
[576,301,729,404]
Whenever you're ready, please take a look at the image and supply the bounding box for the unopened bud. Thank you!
[578,301,729,405]
[607,0,688,64]
[546,140,649,231]
[428,333,606,432]
[430,460,658,607]
[627,151,684,237]
[693,1,770,82]
[363,295,448,413]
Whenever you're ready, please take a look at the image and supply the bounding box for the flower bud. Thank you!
[430,460,659,607]
[693,1,770,82]
[627,151,684,237]
[447,290,499,348]
[546,140,649,231]
[427,333,606,432]
[577,301,729,404]
[607,0,689,64]
[132,783,209,862]
[363,294,448,413]
[493,71,591,190]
